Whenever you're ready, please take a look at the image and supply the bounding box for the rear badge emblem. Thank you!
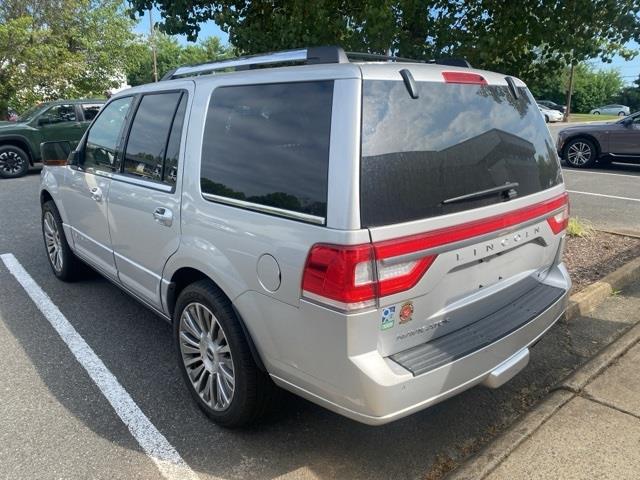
[399,302,414,324]
[381,306,396,330]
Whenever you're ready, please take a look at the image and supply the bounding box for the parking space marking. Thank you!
[562,169,640,179]
[0,254,199,480]
[566,190,640,203]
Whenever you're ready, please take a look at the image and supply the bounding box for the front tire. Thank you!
[174,280,277,427]
[0,145,29,178]
[564,138,597,168]
[41,200,83,280]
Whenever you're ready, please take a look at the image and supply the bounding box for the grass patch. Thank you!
[567,113,619,122]
[567,217,595,238]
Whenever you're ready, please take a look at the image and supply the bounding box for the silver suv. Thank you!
[40,47,570,427]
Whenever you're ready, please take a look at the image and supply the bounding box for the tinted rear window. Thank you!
[200,81,333,220]
[361,80,561,227]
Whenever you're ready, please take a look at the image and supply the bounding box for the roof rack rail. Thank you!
[346,51,471,68]
[161,46,472,81]
[161,46,349,80]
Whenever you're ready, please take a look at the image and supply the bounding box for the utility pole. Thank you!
[149,9,158,82]
[563,62,575,122]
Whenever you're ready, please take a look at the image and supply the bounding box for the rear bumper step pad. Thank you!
[389,283,564,376]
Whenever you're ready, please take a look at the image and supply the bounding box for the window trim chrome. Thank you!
[112,173,174,193]
[201,192,325,225]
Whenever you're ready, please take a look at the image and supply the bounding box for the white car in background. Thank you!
[539,105,563,123]
[589,104,630,116]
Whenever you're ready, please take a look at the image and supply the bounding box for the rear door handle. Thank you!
[90,187,103,202]
[153,207,173,227]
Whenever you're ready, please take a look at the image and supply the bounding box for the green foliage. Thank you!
[0,0,139,117]
[567,217,595,238]
[126,34,232,86]
[571,64,624,113]
[529,64,624,113]
[615,75,640,112]
[128,0,640,86]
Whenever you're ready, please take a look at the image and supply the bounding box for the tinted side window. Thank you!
[200,81,333,220]
[82,103,103,121]
[83,97,132,172]
[124,92,182,184]
[163,95,187,186]
[45,104,76,123]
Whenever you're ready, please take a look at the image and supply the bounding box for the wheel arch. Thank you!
[165,266,267,371]
[0,136,36,165]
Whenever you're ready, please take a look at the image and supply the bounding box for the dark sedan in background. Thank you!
[557,112,640,168]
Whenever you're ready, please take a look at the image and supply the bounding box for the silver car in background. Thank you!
[39,47,570,427]
[589,104,630,116]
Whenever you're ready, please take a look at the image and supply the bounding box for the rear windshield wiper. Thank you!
[441,182,519,205]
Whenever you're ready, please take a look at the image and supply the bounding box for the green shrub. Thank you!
[567,217,595,238]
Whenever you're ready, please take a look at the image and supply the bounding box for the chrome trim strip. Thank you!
[94,169,113,179]
[377,208,561,266]
[201,192,325,225]
[301,291,376,313]
[112,174,173,192]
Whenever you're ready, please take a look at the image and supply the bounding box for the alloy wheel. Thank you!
[567,141,592,166]
[179,302,235,411]
[43,211,63,272]
[0,150,25,175]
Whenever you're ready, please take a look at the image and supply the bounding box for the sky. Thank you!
[135,11,639,84]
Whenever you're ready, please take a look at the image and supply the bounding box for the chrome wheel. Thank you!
[43,211,63,272]
[179,302,235,411]
[567,141,592,166]
[0,150,26,175]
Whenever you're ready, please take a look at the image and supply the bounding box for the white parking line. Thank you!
[562,169,640,179]
[0,253,199,480]
[566,190,640,203]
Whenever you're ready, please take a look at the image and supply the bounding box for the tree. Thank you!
[0,0,139,118]
[125,34,232,86]
[128,0,640,85]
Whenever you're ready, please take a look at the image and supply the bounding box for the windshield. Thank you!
[361,80,562,227]
[17,103,49,122]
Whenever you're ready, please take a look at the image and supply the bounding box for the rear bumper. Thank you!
[270,263,570,425]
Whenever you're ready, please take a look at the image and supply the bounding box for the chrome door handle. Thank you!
[90,187,103,202]
[153,207,173,226]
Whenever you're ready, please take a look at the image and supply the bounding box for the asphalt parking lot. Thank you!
[0,157,638,479]
[548,122,640,235]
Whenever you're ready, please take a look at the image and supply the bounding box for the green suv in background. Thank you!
[0,99,104,178]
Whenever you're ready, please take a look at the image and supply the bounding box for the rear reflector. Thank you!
[302,193,569,311]
[442,71,487,85]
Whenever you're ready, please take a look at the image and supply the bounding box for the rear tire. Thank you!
[593,111,600,115]
[564,138,597,168]
[0,145,29,178]
[618,111,626,117]
[544,115,549,123]
[41,200,84,281]
[174,280,278,428]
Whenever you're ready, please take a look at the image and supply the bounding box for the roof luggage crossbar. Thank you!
[161,45,471,81]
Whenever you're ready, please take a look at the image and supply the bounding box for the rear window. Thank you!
[361,80,562,227]
[200,81,334,221]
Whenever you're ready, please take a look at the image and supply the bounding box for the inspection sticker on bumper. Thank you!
[381,306,396,330]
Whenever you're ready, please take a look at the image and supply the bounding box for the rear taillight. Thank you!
[302,193,570,311]
[547,199,570,234]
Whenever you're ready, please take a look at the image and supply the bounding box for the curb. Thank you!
[564,256,640,321]
[447,256,640,480]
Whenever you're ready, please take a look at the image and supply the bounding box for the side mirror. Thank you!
[40,141,72,166]
[622,117,633,127]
